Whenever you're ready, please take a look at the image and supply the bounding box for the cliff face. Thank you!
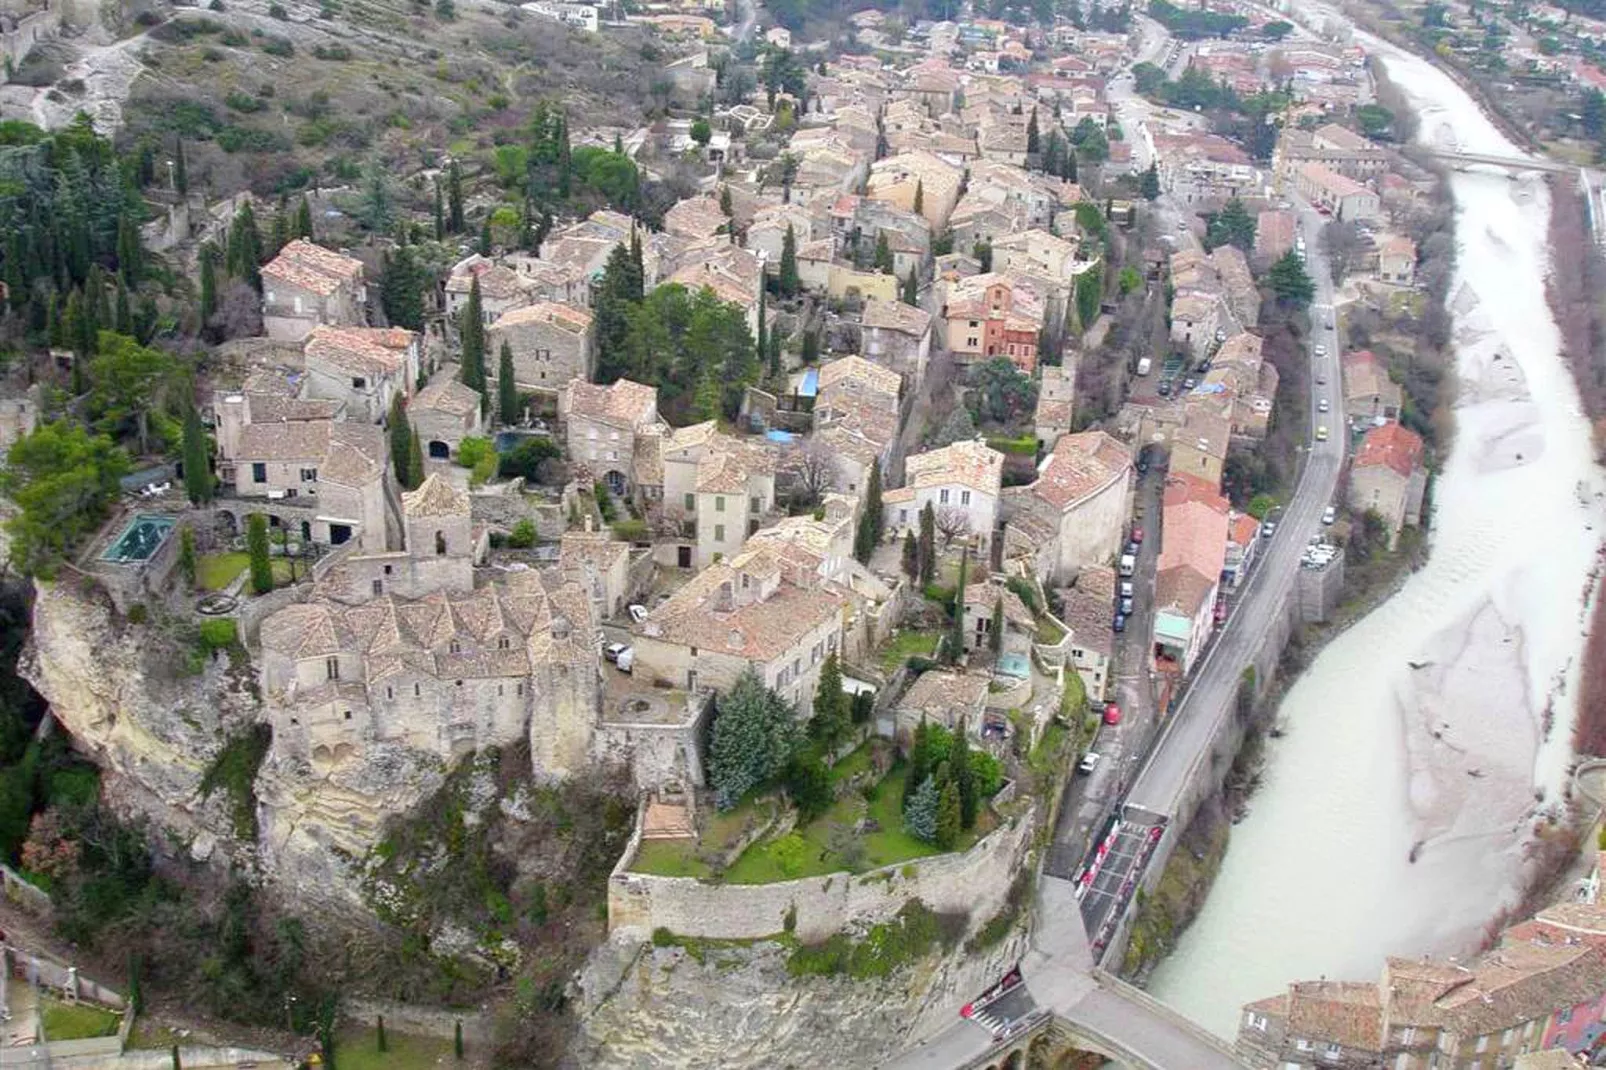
[569,928,1029,1070]
[22,579,258,845]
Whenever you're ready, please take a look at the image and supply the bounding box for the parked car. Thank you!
[1119,580,1135,599]
[1318,398,1330,413]
[1119,554,1136,577]
[1262,520,1278,538]
[1214,597,1228,624]
[1079,751,1102,775]
[1120,596,1135,615]
[1158,381,1172,397]
[1314,344,1327,357]
[627,603,648,624]
[1102,703,1122,726]
[604,642,629,664]
[1322,505,1337,525]
[1132,526,1144,544]
[1113,613,1127,633]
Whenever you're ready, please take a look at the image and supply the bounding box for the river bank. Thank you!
[1148,27,1606,1037]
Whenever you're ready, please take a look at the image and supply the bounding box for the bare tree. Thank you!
[1322,220,1364,282]
[935,507,971,548]
[785,442,839,510]
[216,281,264,340]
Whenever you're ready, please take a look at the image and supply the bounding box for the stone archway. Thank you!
[603,469,627,497]
[429,440,450,460]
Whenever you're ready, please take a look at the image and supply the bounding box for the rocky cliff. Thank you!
[22,578,258,851]
[569,927,1029,1070]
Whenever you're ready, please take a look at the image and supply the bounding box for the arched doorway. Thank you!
[603,469,627,497]
[429,440,450,459]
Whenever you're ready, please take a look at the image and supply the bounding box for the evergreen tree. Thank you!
[934,770,961,849]
[270,199,290,260]
[1140,162,1161,200]
[801,329,819,364]
[778,223,800,296]
[478,216,492,256]
[854,467,877,564]
[87,264,110,332]
[755,288,767,369]
[433,178,445,240]
[809,652,850,754]
[460,276,486,392]
[177,524,196,588]
[865,461,883,542]
[767,326,782,378]
[182,403,212,503]
[453,1022,463,1061]
[1026,107,1041,156]
[913,178,925,217]
[720,184,733,217]
[127,954,144,1015]
[498,339,519,426]
[708,667,801,809]
[902,530,919,579]
[377,1017,387,1054]
[953,716,978,830]
[295,195,314,239]
[380,246,426,332]
[246,513,273,595]
[945,550,968,663]
[903,774,938,843]
[407,422,425,490]
[116,211,142,285]
[988,595,1004,656]
[113,276,131,334]
[225,201,263,291]
[1065,150,1078,182]
[447,160,465,233]
[1268,250,1316,308]
[198,242,219,329]
[388,395,415,488]
[173,138,187,195]
[873,231,893,274]
[917,501,936,586]
[556,115,572,199]
[901,267,919,306]
[904,717,932,805]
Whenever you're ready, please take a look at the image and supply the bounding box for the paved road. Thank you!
[1126,197,1345,818]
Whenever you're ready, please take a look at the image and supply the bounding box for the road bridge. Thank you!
[1417,148,1577,174]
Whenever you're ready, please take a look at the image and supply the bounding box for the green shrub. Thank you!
[787,901,960,979]
[260,35,294,56]
[312,43,352,59]
[198,618,238,654]
[652,927,675,948]
[224,91,264,112]
[198,724,272,838]
[457,436,494,470]
[506,519,537,549]
[126,603,148,625]
[611,519,648,543]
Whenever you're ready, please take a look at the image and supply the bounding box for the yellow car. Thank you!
[1315,426,1329,442]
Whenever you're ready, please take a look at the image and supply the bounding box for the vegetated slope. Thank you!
[118,0,669,198]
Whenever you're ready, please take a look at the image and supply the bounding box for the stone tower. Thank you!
[401,472,473,594]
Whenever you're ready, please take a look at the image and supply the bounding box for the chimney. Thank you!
[585,514,594,534]
[715,580,734,612]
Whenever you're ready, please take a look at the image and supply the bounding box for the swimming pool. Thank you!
[100,514,175,564]
[996,652,1030,679]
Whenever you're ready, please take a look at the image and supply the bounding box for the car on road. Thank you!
[1322,505,1337,525]
[605,643,635,672]
[1113,613,1127,633]
[1120,596,1135,615]
[1316,373,1327,385]
[1102,703,1122,726]
[1079,751,1102,775]
[1158,381,1172,397]
[1262,519,1278,538]
[1315,425,1329,442]
[1182,377,1197,390]
[627,603,648,624]
[1176,220,1189,231]
[1318,398,1330,413]
[1132,526,1144,544]
[1120,580,1135,599]
[1314,344,1327,357]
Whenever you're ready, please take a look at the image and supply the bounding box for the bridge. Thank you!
[1416,147,1578,175]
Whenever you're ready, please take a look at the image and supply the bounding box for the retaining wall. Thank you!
[609,808,1036,944]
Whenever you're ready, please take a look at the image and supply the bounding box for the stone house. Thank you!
[1294,162,1380,223]
[1058,579,1114,702]
[1004,430,1132,585]
[301,325,420,425]
[991,229,1080,285]
[0,386,39,451]
[657,422,777,570]
[561,378,661,497]
[261,239,367,343]
[488,302,597,394]
[960,581,1036,656]
[1223,511,1260,588]
[867,150,964,232]
[662,195,729,242]
[222,418,389,551]
[1168,407,1232,491]
[859,300,933,393]
[1154,473,1228,674]
[1348,421,1426,549]
[882,438,1004,552]
[1169,291,1227,366]
[1342,349,1403,425]
[410,378,485,462]
[1378,234,1417,286]
[943,278,1041,373]
[560,527,633,620]
[748,203,816,269]
[888,669,988,743]
[444,259,541,325]
[633,546,847,714]
[1034,364,1077,453]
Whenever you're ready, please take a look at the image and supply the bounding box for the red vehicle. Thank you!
[1131,526,1144,544]
[1103,702,1122,726]
[1214,596,1228,624]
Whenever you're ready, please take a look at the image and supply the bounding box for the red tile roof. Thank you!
[1354,421,1423,479]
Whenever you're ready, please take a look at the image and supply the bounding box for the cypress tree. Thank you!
[127,954,144,1015]
[1026,106,1040,156]
[917,502,936,586]
[116,211,142,285]
[198,242,218,327]
[246,513,274,595]
[270,198,290,259]
[556,115,571,199]
[171,1045,182,1070]
[460,276,486,392]
[873,231,893,274]
[388,394,414,487]
[498,339,518,426]
[454,1021,464,1060]
[902,267,919,306]
[407,422,425,489]
[945,551,968,664]
[113,275,131,334]
[913,178,924,216]
[433,178,445,240]
[778,224,799,297]
[183,402,213,504]
[988,595,1004,657]
[173,137,187,194]
[447,160,465,233]
[953,715,978,829]
[935,769,960,849]
[902,530,919,579]
[767,325,782,378]
[226,201,263,291]
[376,1017,387,1054]
[478,216,492,256]
[295,195,314,239]
[177,524,196,587]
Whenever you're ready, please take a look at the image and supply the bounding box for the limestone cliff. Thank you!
[570,927,1029,1070]
[22,578,258,846]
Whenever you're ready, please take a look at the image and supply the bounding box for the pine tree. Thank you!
[380,246,426,332]
[498,339,519,426]
[917,501,936,586]
[407,422,425,489]
[460,276,486,392]
[295,195,314,239]
[173,138,187,194]
[388,394,414,488]
[1026,107,1041,156]
[935,771,961,849]
[198,242,219,327]
[902,530,919,579]
[182,403,213,504]
[953,716,978,830]
[708,667,800,809]
[114,276,131,334]
[913,178,924,217]
[246,513,274,595]
[901,267,919,306]
[903,774,939,843]
[778,223,800,296]
[433,178,445,240]
[447,161,465,233]
[116,211,142,285]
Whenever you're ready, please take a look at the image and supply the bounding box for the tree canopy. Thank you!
[3,422,130,577]
[709,668,801,809]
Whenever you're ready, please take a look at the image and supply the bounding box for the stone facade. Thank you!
[488,302,596,394]
[261,240,367,343]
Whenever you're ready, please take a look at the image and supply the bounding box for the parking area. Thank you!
[1077,807,1168,960]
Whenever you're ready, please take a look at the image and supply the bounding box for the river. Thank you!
[1148,30,1606,1038]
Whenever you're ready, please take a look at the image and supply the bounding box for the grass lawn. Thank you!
[40,998,120,1041]
[723,767,987,884]
[336,1026,456,1070]
[877,630,940,674]
[196,553,298,591]
[126,1020,183,1050]
[828,742,873,785]
[630,799,777,878]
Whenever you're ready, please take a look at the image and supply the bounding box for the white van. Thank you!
[1119,554,1136,577]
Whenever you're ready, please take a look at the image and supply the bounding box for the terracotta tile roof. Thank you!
[492,301,594,333]
[897,669,988,717]
[1286,982,1384,1053]
[402,473,469,519]
[640,558,843,662]
[1059,586,1112,658]
[321,423,387,487]
[262,239,363,297]
[904,439,1003,496]
[1030,430,1130,511]
[560,529,630,573]
[963,582,1034,630]
[565,379,657,428]
[1434,942,1606,1037]
[412,378,482,417]
[304,325,414,379]
[663,195,730,240]
[445,260,537,301]
[235,420,383,488]
[818,354,902,400]
[1155,563,1216,619]
[1354,421,1424,479]
[1159,489,1229,583]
